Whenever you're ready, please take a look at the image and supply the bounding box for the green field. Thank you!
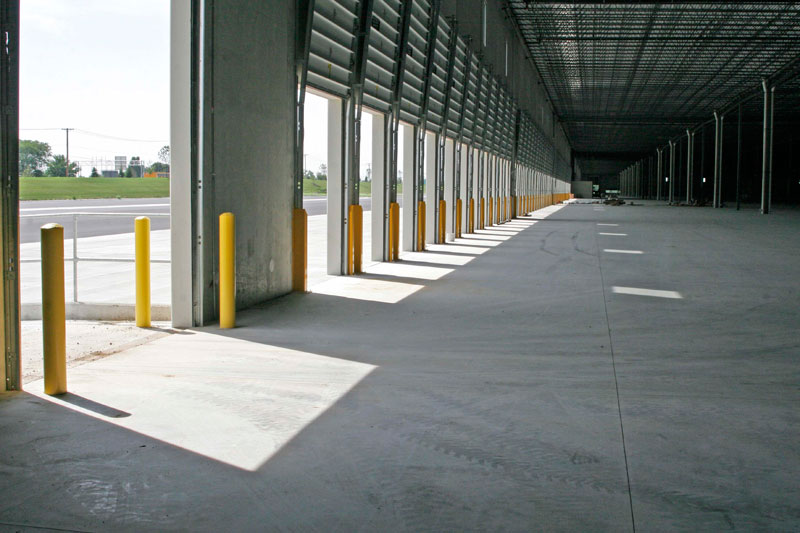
[304,178,402,198]
[20,177,170,201]
[21,176,401,201]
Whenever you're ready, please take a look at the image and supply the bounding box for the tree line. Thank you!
[19,140,170,177]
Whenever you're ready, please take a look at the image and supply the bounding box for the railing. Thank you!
[20,212,170,303]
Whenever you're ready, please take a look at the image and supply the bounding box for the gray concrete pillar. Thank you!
[444,137,455,240]
[402,124,415,251]
[327,98,344,274]
[371,112,386,261]
[170,0,192,328]
[425,132,436,244]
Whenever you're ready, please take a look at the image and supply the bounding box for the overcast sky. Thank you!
[20,1,374,178]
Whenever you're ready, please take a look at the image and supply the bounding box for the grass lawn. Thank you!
[304,179,403,197]
[21,176,404,201]
[20,177,170,201]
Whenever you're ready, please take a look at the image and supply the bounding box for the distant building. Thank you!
[101,170,120,177]
[114,156,126,173]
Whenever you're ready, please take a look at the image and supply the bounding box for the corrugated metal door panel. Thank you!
[363,0,401,113]
[400,0,431,120]
[308,0,358,97]
[424,15,449,132]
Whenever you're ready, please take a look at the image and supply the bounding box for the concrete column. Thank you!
[444,137,455,240]
[425,132,436,244]
[187,0,296,324]
[761,79,775,215]
[371,112,386,261]
[170,0,192,328]
[327,98,344,274]
[459,144,468,234]
[402,124,414,251]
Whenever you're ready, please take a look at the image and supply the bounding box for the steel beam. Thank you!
[668,140,675,204]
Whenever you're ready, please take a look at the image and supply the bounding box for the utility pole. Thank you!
[62,128,74,176]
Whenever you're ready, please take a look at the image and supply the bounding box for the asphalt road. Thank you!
[19,196,386,244]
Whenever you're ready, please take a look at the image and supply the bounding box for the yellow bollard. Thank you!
[353,204,363,274]
[292,208,307,291]
[135,217,151,328]
[479,198,485,229]
[487,197,493,227]
[438,200,446,243]
[41,223,66,395]
[468,198,475,233]
[456,198,462,238]
[417,201,426,251]
[219,212,235,329]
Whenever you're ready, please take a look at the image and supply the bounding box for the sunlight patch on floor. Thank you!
[312,276,425,303]
[365,262,454,281]
[27,331,376,472]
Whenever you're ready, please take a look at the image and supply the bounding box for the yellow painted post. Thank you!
[438,200,446,243]
[135,217,151,328]
[487,197,493,226]
[388,203,396,261]
[41,223,66,395]
[417,201,426,251]
[479,198,485,229]
[219,212,235,329]
[292,208,307,292]
[468,198,474,233]
[353,204,363,274]
[391,202,400,261]
[456,198,462,238]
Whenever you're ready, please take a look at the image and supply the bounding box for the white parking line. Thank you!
[597,223,618,226]
[603,249,643,254]
[612,286,682,299]
[598,232,628,236]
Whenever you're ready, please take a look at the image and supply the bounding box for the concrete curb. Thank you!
[22,302,171,322]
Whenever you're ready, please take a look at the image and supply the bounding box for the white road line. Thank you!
[597,223,618,226]
[21,203,170,212]
[598,232,628,236]
[612,286,683,299]
[603,249,643,254]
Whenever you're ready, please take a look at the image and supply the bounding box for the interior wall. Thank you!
[197,0,296,321]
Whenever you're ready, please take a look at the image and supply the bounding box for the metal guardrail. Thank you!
[20,212,170,303]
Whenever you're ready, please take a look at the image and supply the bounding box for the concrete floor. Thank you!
[1,202,799,531]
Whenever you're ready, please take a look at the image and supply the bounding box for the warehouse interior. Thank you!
[1,1,799,530]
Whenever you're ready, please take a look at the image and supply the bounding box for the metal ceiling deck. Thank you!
[506,1,800,155]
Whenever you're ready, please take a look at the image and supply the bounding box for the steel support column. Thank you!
[686,129,693,204]
[668,140,675,204]
[761,79,774,214]
[736,103,742,211]
[656,148,663,201]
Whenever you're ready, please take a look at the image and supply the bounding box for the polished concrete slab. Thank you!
[1,202,798,531]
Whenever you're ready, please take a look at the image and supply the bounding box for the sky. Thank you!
[20,0,170,175]
[19,1,375,179]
